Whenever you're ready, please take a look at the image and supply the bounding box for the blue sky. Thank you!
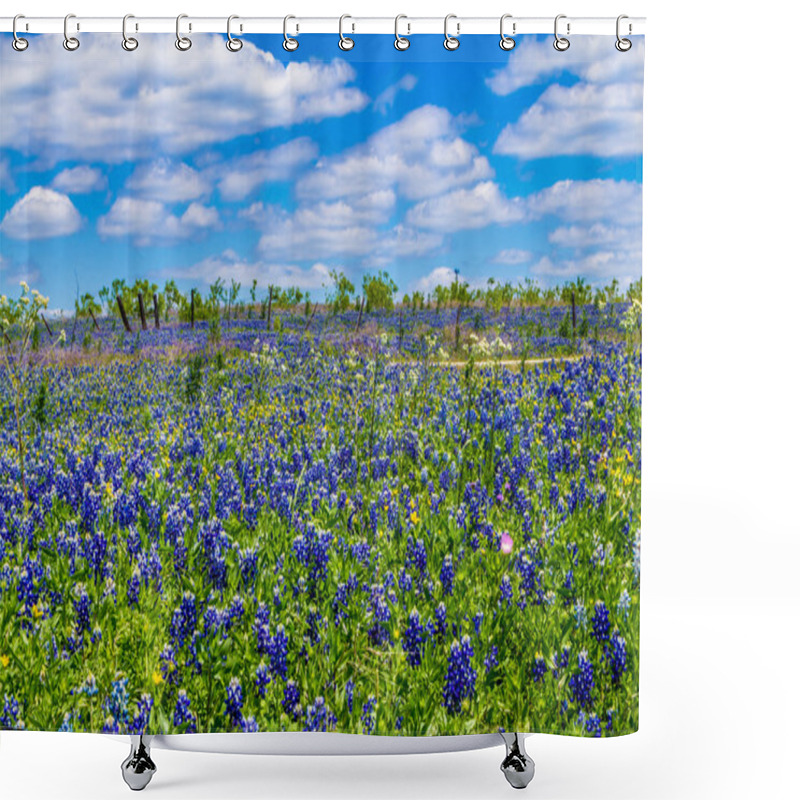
[0,33,643,311]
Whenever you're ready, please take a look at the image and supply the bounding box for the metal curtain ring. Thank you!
[227,15,243,51]
[616,14,632,51]
[63,14,80,51]
[499,14,515,51]
[122,14,138,51]
[12,14,28,51]
[339,14,354,50]
[176,14,192,51]
[444,14,460,51]
[283,15,299,51]
[394,15,410,50]
[553,14,570,51]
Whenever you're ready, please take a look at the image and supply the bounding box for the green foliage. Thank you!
[184,354,204,403]
[326,270,355,314]
[363,271,398,313]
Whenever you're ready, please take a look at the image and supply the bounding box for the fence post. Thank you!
[355,296,364,332]
[40,313,53,338]
[116,296,132,333]
[137,292,147,330]
[153,294,160,329]
[304,303,317,332]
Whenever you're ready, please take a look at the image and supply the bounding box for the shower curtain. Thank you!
[0,30,643,739]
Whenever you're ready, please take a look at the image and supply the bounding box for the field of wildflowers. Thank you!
[0,283,640,738]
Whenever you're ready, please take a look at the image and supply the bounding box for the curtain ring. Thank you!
[553,14,570,51]
[63,14,80,51]
[339,15,354,50]
[444,14,460,51]
[12,15,28,51]
[394,15,410,51]
[176,14,192,51]
[122,14,138,51]
[227,15,243,51]
[499,14,515,51]
[616,15,632,51]
[283,15,299,51]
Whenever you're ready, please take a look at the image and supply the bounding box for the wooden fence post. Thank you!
[304,303,317,332]
[153,294,160,329]
[116,296,132,333]
[88,309,100,331]
[137,292,147,330]
[355,296,364,332]
[40,314,53,337]
[571,290,577,331]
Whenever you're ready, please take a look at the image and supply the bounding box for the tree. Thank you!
[326,270,354,314]
[362,271,397,313]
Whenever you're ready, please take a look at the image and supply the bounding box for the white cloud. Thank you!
[0,158,17,194]
[488,35,644,160]
[492,248,533,265]
[548,223,637,248]
[125,160,210,203]
[374,74,418,114]
[297,105,493,202]
[97,197,220,245]
[0,34,369,164]
[414,266,456,293]
[406,181,527,232]
[0,255,41,288]
[529,248,642,284]
[494,82,643,159]
[51,165,107,194]
[0,187,82,240]
[171,249,331,289]
[528,179,642,225]
[215,138,318,201]
[486,35,644,96]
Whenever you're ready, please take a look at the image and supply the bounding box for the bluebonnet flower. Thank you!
[579,711,602,738]
[304,697,336,732]
[606,633,628,685]
[267,624,289,679]
[127,569,141,607]
[569,651,595,710]
[484,645,498,675]
[402,609,425,667]
[282,680,301,720]
[225,678,244,729]
[574,601,587,629]
[173,689,196,732]
[103,678,130,731]
[591,601,610,643]
[255,662,271,697]
[532,655,547,683]
[472,611,484,637]
[238,547,259,590]
[499,574,513,607]
[439,554,455,596]
[617,588,631,619]
[159,644,180,685]
[345,679,354,714]
[73,584,91,637]
[129,694,153,735]
[367,584,391,646]
[395,715,404,731]
[1,695,22,729]
[58,712,74,733]
[442,636,477,715]
[361,695,377,735]
[170,591,198,649]
[242,716,259,732]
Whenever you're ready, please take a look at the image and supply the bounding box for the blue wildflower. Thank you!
[442,635,477,715]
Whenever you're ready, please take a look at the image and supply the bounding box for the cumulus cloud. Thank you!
[486,35,644,96]
[97,197,220,245]
[0,254,41,288]
[51,165,107,194]
[488,35,644,160]
[494,82,643,159]
[0,34,369,164]
[374,74,418,114]
[492,248,533,265]
[414,266,456,293]
[215,138,319,202]
[125,160,210,203]
[297,105,492,202]
[406,181,527,232]
[0,158,17,194]
[0,187,82,240]
[528,179,642,225]
[171,248,331,289]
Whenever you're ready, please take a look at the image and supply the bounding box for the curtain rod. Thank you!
[0,16,645,36]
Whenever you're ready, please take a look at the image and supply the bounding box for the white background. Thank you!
[2,1,799,798]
